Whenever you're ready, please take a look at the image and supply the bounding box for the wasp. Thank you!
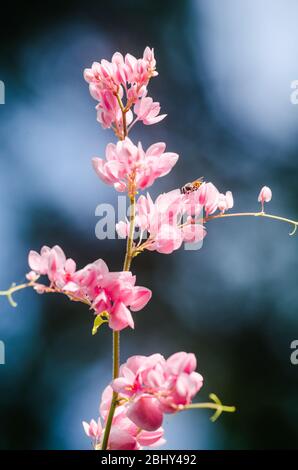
[180,177,204,194]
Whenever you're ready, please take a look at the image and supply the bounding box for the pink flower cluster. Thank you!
[116,182,234,254]
[83,352,203,449]
[83,415,164,451]
[184,182,234,216]
[84,47,165,134]
[27,245,151,331]
[92,137,178,194]
[117,190,204,254]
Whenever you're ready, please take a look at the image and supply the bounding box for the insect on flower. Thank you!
[180,177,204,194]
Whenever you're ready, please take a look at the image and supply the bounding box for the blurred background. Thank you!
[0,0,298,450]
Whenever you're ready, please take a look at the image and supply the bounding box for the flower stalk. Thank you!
[101,84,136,448]
[0,282,92,308]
[101,194,136,450]
[183,393,236,423]
[205,211,298,236]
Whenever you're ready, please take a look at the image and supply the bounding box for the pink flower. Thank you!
[84,47,160,134]
[27,247,152,332]
[182,222,205,243]
[92,138,178,194]
[84,351,203,449]
[84,56,120,94]
[166,351,197,375]
[111,351,203,419]
[117,190,206,254]
[134,95,166,125]
[143,46,158,77]
[155,352,203,413]
[108,427,138,450]
[83,415,139,450]
[74,266,152,331]
[83,394,164,450]
[137,429,165,448]
[116,182,233,253]
[198,182,220,216]
[26,271,39,282]
[82,419,102,441]
[258,186,272,211]
[218,191,234,213]
[127,396,163,431]
[150,224,183,254]
[28,245,76,285]
[182,182,233,218]
[112,353,164,397]
[28,245,51,275]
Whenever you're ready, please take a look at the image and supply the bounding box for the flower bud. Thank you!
[258,186,272,204]
[127,396,163,431]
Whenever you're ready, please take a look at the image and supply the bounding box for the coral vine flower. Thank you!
[183,182,234,216]
[116,190,205,254]
[197,182,220,216]
[111,352,203,430]
[83,411,164,450]
[127,396,163,432]
[28,246,151,331]
[28,245,76,285]
[258,186,272,211]
[83,352,203,449]
[84,47,157,96]
[82,419,102,441]
[84,47,163,136]
[92,138,179,194]
[134,95,166,126]
[116,183,234,253]
[218,191,234,213]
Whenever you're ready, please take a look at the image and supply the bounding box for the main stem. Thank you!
[102,94,132,451]
[101,194,136,450]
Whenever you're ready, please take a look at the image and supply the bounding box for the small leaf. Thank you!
[92,314,108,335]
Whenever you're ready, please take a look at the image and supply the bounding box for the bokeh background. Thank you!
[0,0,298,450]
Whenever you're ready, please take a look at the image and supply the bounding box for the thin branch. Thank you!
[183,393,236,422]
[205,211,298,236]
[0,282,91,309]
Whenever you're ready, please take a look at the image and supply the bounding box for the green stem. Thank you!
[101,195,136,450]
[123,196,136,270]
[184,402,235,412]
[205,211,298,235]
[0,282,91,307]
[115,93,128,140]
[183,393,236,422]
[100,357,118,450]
